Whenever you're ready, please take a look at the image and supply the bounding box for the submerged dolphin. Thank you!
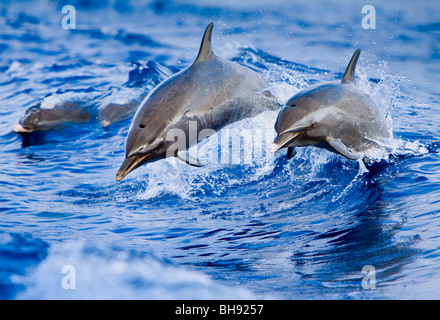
[13,61,173,133]
[13,89,101,133]
[116,22,280,181]
[270,49,391,162]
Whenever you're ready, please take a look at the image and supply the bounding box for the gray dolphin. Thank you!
[14,61,173,133]
[116,22,280,181]
[13,90,101,133]
[270,49,391,162]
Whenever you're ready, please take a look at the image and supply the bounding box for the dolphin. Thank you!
[13,89,101,133]
[270,49,391,162]
[13,61,173,133]
[116,22,280,181]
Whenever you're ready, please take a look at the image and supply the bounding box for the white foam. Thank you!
[263,83,299,105]
[15,241,254,300]
[365,137,429,160]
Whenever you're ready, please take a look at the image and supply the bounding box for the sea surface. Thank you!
[0,0,439,299]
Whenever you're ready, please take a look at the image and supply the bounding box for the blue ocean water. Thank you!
[0,0,439,299]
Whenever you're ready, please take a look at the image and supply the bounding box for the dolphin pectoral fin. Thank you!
[286,147,297,159]
[176,151,205,167]
[341,49,361,85]
[326,137,363,160]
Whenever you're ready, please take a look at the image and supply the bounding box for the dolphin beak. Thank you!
[101,120,111,128]
[269,132,299,153]
[116,153,150,182]
[13,123,32,134]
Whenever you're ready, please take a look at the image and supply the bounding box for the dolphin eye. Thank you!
[287,100,296,108]
[139,124,145,129]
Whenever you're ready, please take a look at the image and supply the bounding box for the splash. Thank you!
[366,137,429,160]
[133,110,281,201]
[117,47,431,210]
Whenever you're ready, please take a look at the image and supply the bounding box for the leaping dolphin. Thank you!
[116,22,280,181]
[270,49,391,163]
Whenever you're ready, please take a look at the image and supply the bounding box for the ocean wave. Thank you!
[15,241,255,300]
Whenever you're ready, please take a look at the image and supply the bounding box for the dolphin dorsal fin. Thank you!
[194,22,216,63]
[341,49,361,84]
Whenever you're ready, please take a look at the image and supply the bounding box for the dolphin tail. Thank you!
[341,49,361,84]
